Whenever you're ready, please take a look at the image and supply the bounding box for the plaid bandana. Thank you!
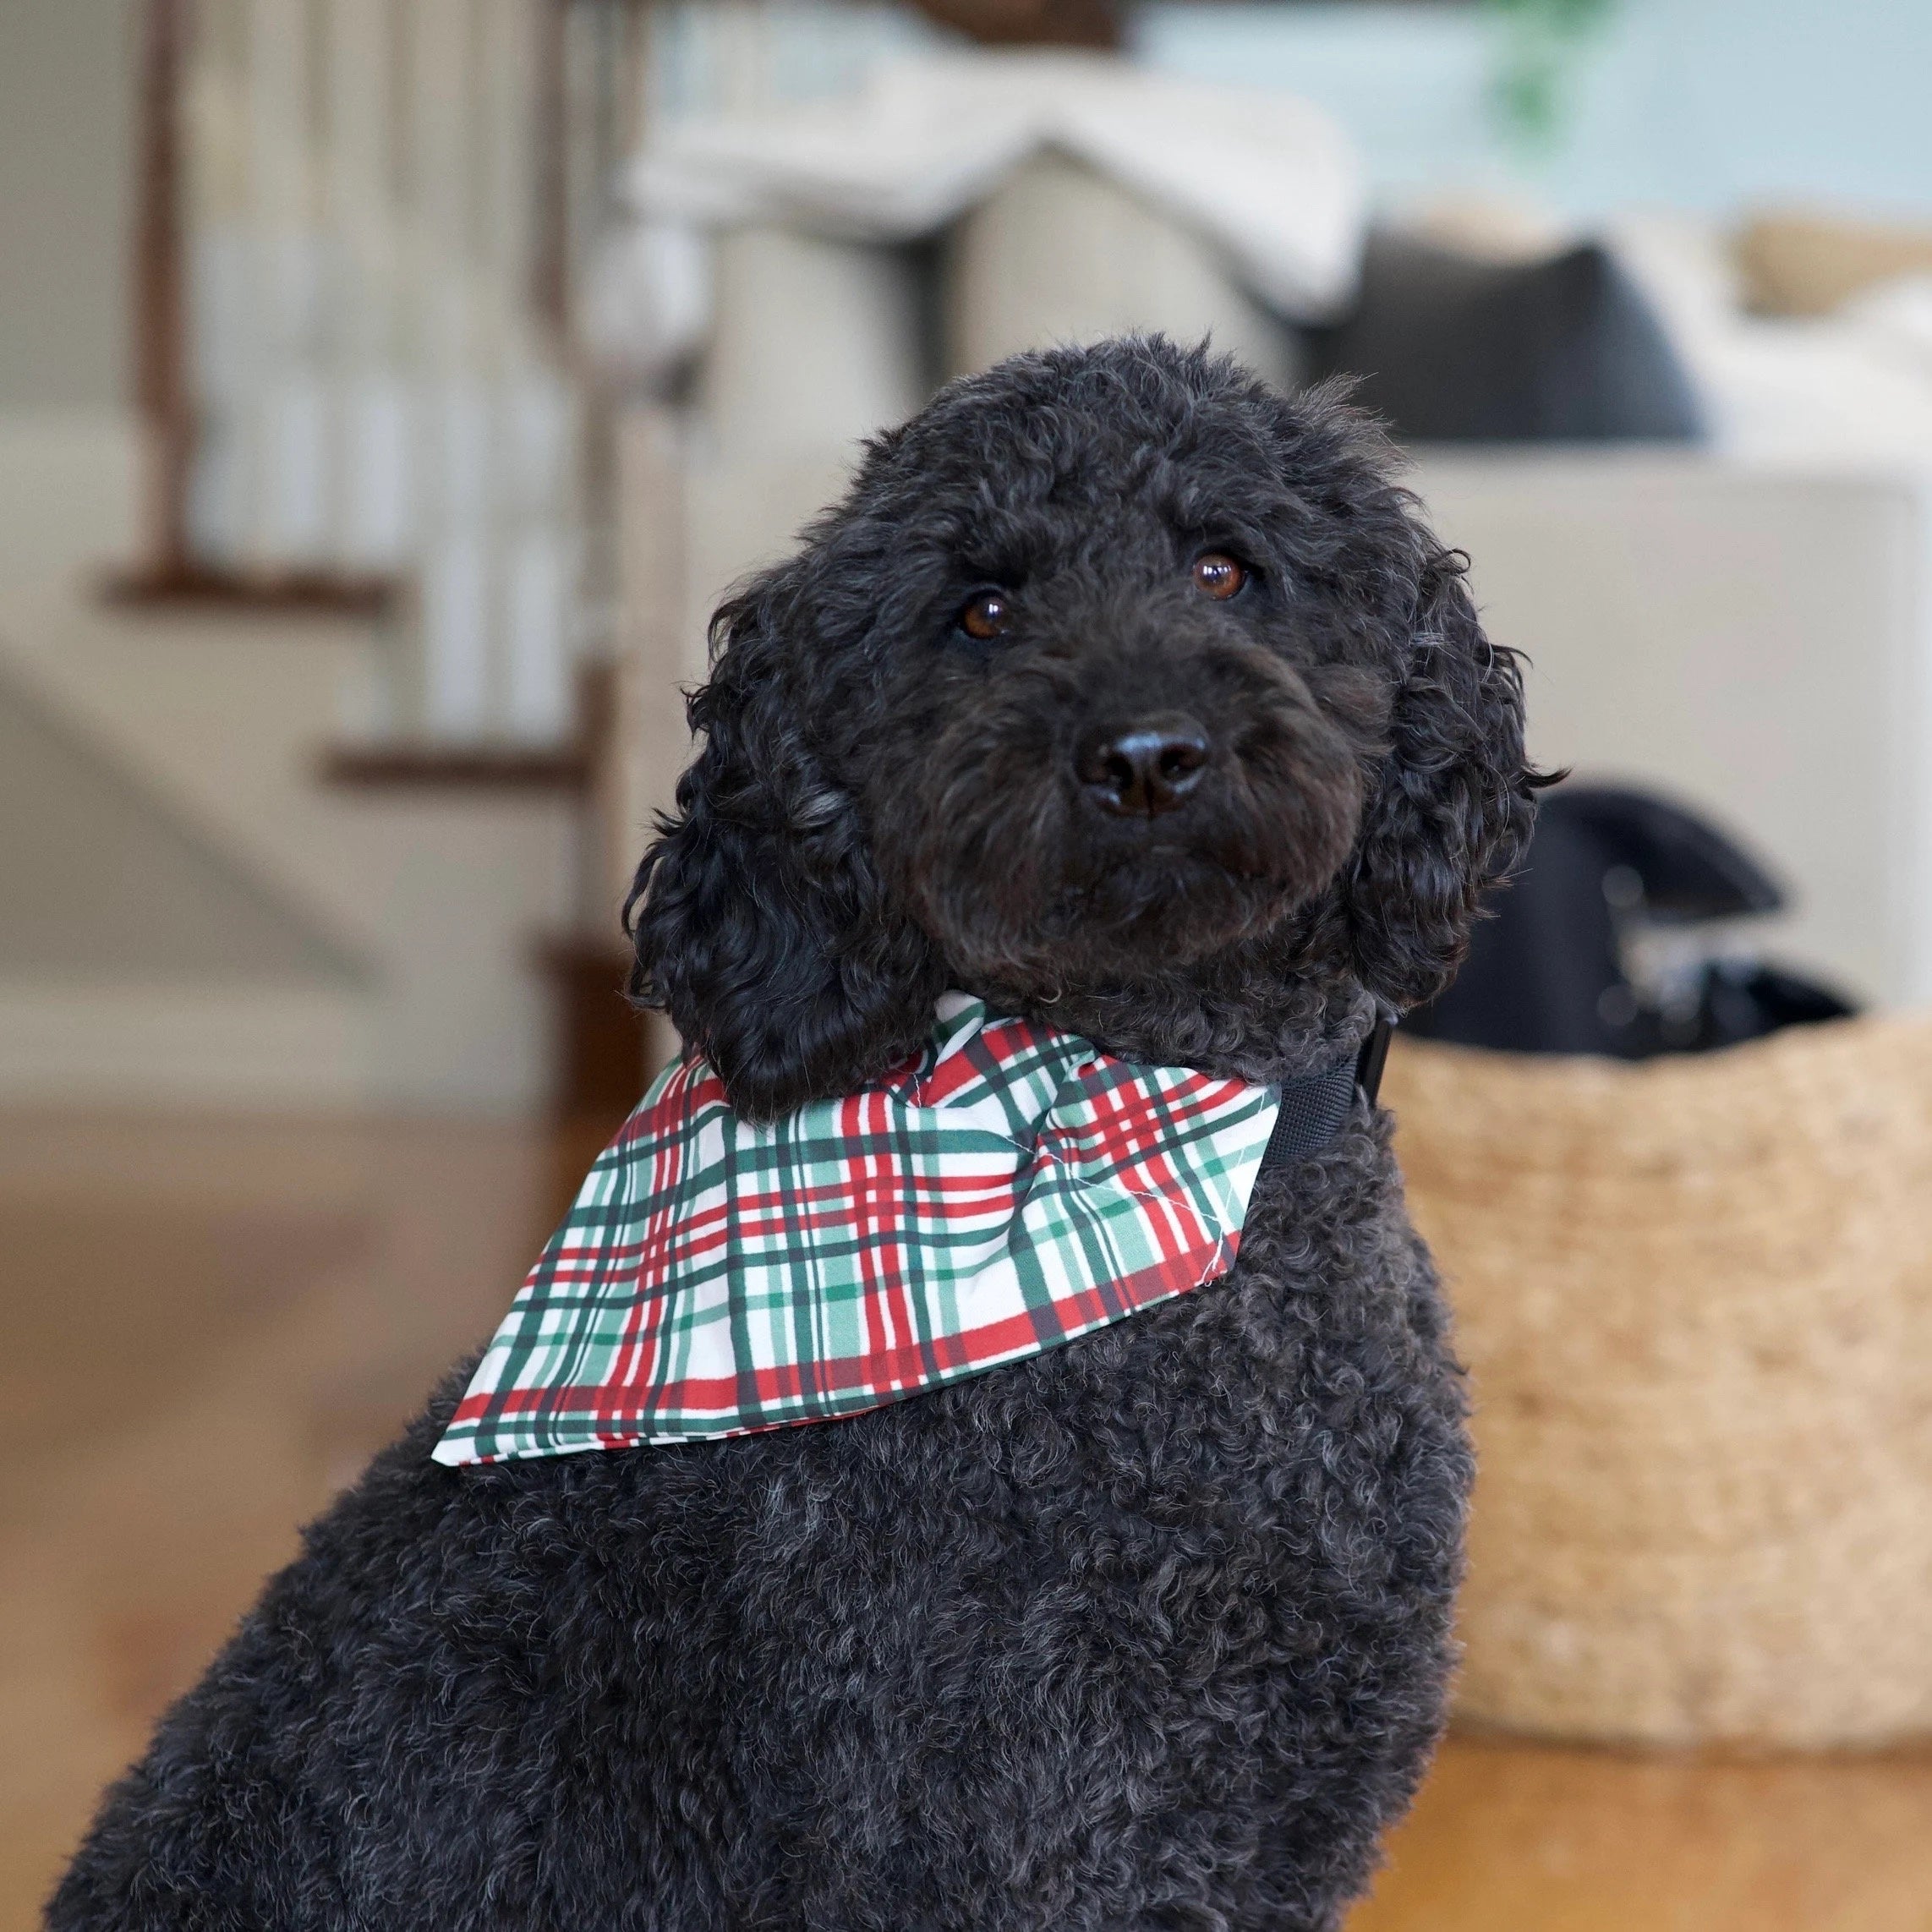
[434,994,1295,1464]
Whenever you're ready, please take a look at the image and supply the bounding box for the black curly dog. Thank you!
[52,338,1534,1931]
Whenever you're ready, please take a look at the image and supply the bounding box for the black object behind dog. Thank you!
[1406,783,1855,1057]
[1305,231,1706,446]
[50,339,1538,1932]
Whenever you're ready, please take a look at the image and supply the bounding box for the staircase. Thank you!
[0,412,578,1114]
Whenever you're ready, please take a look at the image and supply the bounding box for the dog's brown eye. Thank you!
[1191,553,1247,600]
[959,590,1010,641]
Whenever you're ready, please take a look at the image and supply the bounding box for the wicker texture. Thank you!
[1383,1016,1932,1749]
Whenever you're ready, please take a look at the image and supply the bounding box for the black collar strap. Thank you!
[1259,1015,1394,1172]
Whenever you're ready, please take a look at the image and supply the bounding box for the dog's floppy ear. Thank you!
[625,573,944,1122]
[1344,547,1541,1010]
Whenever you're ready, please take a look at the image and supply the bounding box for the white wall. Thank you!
[1132,0,1932,222]
[0,0,134,409]
[647,0,944,118]
[621,2,1932,223]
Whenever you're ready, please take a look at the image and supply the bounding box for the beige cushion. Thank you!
[696,226,927,457]
[1738,208,1932,317]
[942,150,1296,386]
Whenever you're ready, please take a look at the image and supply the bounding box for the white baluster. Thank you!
[326,0,417,571]
[500,367,580,743]
[248,0,331,565]
[408,0,493,737]
[183,0,256,565]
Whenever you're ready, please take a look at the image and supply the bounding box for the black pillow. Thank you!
[1305,230,1705,442]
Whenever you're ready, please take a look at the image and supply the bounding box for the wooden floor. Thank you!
[3,1109,1928,1930]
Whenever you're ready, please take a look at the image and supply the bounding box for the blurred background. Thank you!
[3,1,1932,1925]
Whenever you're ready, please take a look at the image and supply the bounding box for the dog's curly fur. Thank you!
[50,338,1535,1932]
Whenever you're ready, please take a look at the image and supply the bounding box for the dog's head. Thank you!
[629,337,1536,1118]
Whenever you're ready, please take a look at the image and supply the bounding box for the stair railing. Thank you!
[121,0,653,758]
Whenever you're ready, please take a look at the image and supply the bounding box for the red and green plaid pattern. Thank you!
[434,994,1282,1462]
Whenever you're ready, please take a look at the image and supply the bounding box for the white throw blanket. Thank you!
[589,52,1366,380]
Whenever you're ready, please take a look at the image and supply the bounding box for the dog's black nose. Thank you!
[1076,715,1212,817]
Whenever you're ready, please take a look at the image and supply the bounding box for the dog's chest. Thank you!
[868,1152,1448,1588]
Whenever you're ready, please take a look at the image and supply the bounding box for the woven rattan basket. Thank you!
[1383,1014,1932,1749]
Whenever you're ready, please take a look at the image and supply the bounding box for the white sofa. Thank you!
[1412,450,1932,1007]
